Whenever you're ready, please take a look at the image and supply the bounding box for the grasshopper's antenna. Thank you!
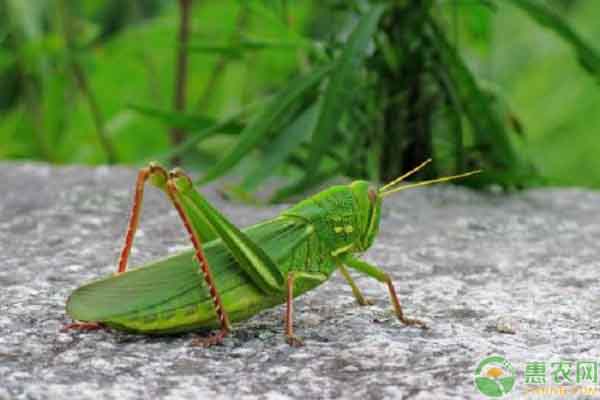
[379,158,432,193]
[380,170,481,197]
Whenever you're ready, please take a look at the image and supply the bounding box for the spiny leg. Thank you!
[117,163,168,274]
[284,271,328,347]
[337,264,374,306]
[165,175,232,347]
[342,256,428,329]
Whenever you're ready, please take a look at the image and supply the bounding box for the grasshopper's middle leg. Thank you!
[165,177,232,347]
[342,256,428,329]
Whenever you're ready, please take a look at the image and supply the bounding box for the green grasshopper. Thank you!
[65,159,478,346]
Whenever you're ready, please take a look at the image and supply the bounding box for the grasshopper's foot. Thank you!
[398,316,429,330]
[61,321,105,332]
[285,335,304,347]
[192,330,228,348]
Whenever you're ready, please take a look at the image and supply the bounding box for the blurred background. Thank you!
[1,0,599,202]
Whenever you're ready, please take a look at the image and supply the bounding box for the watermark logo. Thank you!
[474,357,600,397]
[474,355,516,397]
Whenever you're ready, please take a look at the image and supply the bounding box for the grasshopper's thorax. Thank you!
[283,180,382,256]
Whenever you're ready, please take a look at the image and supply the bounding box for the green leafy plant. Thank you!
[150,0,600,201]
[2,1,600,199]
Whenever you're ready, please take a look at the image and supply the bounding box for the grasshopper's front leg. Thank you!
[342,255,428,329]
[337,263,374,306]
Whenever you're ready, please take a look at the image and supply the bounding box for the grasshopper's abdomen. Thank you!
[67,217,315,334]
[67,244,279,334]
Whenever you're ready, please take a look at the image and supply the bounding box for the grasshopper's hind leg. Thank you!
[285,272,328,347]
[342,256,428,329]
[165,174,232,347]
[116,163,168,274]
[117,164,233,345]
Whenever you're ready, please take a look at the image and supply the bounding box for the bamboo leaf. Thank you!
[246,1,306,42]
[187,44,242,57]
[271,5,385,200]
[149,119,244,165]
[0,28,8,45]
[428,19,517,166]
[149,97,274,163]
[429,18,539,186]
[129,104,243,133]
[241,102,321,191]
[197,65,332,185]
[189,37,303,57]
[302,5,385,183]
[240,36,304,49]
[0,48,15,70]
[504,0,600,80]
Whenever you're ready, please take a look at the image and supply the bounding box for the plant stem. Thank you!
[61,0,117,164]
[23,75,52,161]
[71,63,117,164]
[171,0,193,165]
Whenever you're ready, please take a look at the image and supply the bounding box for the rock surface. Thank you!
[1,162,599,400]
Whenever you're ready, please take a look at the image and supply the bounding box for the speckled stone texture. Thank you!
[1,162,599,400]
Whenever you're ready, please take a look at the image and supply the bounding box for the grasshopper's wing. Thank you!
[67,248,210,323]
[66,217,311,325]
[175,182,289,294]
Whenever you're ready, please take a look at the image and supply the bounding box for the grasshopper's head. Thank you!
[350,180,382,252]
[351,159,481,252]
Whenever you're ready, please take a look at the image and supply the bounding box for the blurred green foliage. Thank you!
[0,0,599,198]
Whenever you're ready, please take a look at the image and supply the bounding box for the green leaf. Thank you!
[429,18,519,167]
[129,104,243,133]
[187,44,243,58]
[197,64,332,185]
[429,17,540,187]
[150,97,273,164]
[0,27,8,44]
[302,5,385,185]
[246,1,306,42]
[270,4,387,201]
[241,101,321,191]
[463,1,495,54]
[189,37,303,57]
[150,121,244,165]
[504,0,600,80]
[429,53,466,172]
[0,48,15,72]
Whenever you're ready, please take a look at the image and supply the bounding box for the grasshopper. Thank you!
[65,159,478,346]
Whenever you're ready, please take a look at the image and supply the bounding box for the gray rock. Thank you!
[1,162,599,400]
